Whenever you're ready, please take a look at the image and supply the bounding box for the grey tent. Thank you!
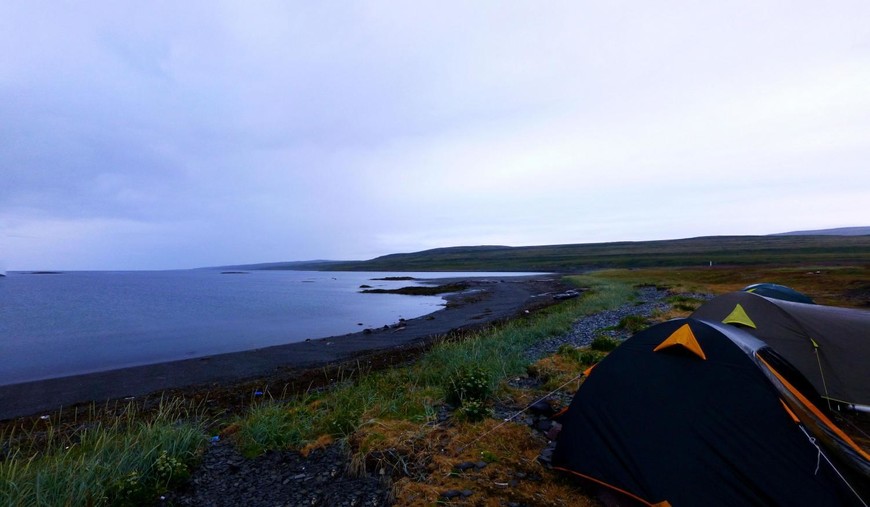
[691,291,870,410]
[691,292,870,478]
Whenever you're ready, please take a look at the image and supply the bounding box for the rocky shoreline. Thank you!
[524,286,675,362]
[165,287,688,506]
[0,276,567,422]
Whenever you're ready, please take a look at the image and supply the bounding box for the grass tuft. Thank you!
[617,314,649,333]
[589,335,621,352]
[0,398,205,506]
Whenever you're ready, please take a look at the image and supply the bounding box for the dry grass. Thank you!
[350,419,596,507]
[593,264,869,307]
[526,355,586,393]
[300,434,335,457]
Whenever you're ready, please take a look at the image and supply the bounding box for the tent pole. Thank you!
[846,403,870,414]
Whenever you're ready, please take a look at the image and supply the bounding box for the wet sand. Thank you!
[0,276,567,421]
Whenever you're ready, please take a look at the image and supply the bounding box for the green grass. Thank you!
[0,399,205,506]
[666,294,705,312]
[589,335,621,352]
[617,314,650,333]
[234,275,635,455]
[556,344,609,367]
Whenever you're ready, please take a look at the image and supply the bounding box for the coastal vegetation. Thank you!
[0,399,203,506]
[234,275,633,454]
[1,262,865,505]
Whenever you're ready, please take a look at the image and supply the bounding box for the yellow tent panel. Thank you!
[722,304,757,328]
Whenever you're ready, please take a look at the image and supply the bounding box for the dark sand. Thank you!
[0,276,567,421]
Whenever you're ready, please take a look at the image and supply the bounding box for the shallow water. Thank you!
[0,270,530,385]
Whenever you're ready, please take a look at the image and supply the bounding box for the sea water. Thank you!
[0,270,530,385]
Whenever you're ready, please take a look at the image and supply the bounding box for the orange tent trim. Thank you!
[653,323,707,360]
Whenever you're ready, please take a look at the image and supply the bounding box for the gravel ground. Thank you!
[524,286,673,362]
[163,442,388,507]
[163,287,711,506]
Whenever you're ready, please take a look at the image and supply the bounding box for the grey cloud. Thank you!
[2,1,869,269]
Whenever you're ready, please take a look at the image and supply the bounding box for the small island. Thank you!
[360,282,468,295]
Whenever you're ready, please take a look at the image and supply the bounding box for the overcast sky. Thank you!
[2,1,869,270]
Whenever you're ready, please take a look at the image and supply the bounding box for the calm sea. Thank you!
[0,270,529,385]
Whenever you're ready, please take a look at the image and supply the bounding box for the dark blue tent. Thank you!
[743,283,815,304]
[551,318,866,506]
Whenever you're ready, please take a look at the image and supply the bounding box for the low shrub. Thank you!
[589,335,620,352]
[444,366,492,407]
[578,350,607,365]
[666,294,704,312]
[556,344,608,365]
[457,400,491,422]
[617,314,649,333]
[556,345,607,368]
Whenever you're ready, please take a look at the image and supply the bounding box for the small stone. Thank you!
[461,489,473,497]
[546,422,563,440]
[529,400,554,416]
[538,446,554,465]
[474,461,487,469]
[455,462,476,471]
[441,490,462,499]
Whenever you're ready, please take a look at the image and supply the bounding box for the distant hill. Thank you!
[224,234,870,273]
[206,260,346,271]
[773,226,870,236]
